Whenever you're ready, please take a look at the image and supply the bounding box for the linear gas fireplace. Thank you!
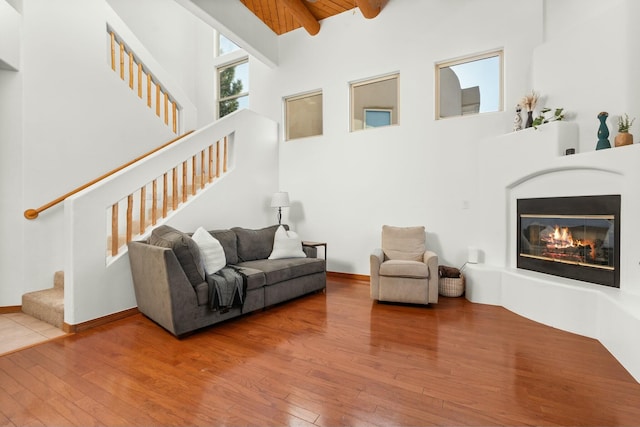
[517,195,620,288]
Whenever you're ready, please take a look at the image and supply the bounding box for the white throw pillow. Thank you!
[191,227,226,274]
[268,225,306,260]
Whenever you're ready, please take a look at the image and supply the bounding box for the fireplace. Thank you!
[517,195,620,288]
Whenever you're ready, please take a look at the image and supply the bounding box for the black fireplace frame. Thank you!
[517,195,620,288]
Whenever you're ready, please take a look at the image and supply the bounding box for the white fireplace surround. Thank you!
[465,121,640,382]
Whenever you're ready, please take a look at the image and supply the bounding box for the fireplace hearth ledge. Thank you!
[464,263,640,383]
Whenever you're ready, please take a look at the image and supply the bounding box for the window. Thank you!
[216,33,239,57]
[364,109,392,128]
[284,91,323,140]
[436,50,503,119]
[350,73,399,131]
[217,59,249,118]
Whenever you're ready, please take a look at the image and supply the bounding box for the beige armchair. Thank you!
[370,225,438,305]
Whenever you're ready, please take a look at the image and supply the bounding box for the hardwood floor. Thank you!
[1,276,639,426]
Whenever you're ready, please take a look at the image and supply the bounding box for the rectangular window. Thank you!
[217,59,249,118]
[284,91,323,140]
[435,49,503,119]
[364,108,392,128]
[350,73,399,131]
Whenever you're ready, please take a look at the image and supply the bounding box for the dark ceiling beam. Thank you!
[280,0,320,36]
[355,0,381,19]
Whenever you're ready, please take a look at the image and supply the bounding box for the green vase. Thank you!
[596,112,611,150]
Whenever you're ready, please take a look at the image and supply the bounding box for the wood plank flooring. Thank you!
[1,276,639,426]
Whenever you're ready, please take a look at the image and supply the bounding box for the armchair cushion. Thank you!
[381,225,426,261]
[380,260,429,279]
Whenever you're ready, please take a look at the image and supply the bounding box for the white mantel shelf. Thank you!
[467,121,640,383]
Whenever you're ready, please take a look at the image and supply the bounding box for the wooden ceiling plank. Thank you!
[265,0,285,35]
[280,0,321,36]
[355,0,380,19]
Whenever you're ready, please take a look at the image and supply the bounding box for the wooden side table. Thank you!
[302,241,327,260]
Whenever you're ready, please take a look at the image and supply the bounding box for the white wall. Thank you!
[266,0,543,274]
[0,70,23,306]
[0,1,23,305]
[0,0,20,70]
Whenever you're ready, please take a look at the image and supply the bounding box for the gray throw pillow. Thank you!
[149,225,205,286]
[232,225,285,262]
[208,229,239,265]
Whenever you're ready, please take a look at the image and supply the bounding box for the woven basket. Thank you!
[438,274,465,297]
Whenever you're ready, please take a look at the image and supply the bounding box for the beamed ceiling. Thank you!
[239,0,385,35]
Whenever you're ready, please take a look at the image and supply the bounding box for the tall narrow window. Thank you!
[350,73,399,131]
[285,91,323,140]
[217,59,249,118]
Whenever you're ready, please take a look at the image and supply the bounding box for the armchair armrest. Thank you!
[424,250,439,303]
[370,248,384,299]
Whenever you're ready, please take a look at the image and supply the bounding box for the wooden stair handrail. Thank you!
[24,130,195,220]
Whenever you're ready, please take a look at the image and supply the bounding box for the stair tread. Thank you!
[22,288,64,310]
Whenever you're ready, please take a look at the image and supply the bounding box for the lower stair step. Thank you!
[22,287,64,329]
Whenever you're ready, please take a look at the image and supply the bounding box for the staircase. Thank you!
[22,271,64,329]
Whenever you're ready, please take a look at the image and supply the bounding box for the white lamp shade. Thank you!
[270,191,290,208]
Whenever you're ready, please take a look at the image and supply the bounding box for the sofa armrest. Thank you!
[370,248,384,299]
[424,250,439,303]
[302,245,318,258]
[128,241,199,336]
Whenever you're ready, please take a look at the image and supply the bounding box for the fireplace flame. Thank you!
[540,225,595,259]
[547,225,575,248]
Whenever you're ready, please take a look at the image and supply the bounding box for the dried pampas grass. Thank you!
[520,91,538,112]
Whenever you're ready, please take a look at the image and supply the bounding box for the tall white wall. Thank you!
[0,0,23,306]
[0,0,20,70]
[264,0,543,274]
[0,71,23,306]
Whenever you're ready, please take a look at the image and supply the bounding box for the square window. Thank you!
[284,91,323,140]
[351,74,399,131]
[436,50,503,119]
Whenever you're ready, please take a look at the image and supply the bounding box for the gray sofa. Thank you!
[127,224,326,337]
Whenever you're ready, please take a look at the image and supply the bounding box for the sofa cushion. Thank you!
[232,225,282,262]
[192,227,226,274]
[269,225,306,260]
[208,229,238,265]
[149,225,204,286]
[236,258,325,286]
[234,266,267,291]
